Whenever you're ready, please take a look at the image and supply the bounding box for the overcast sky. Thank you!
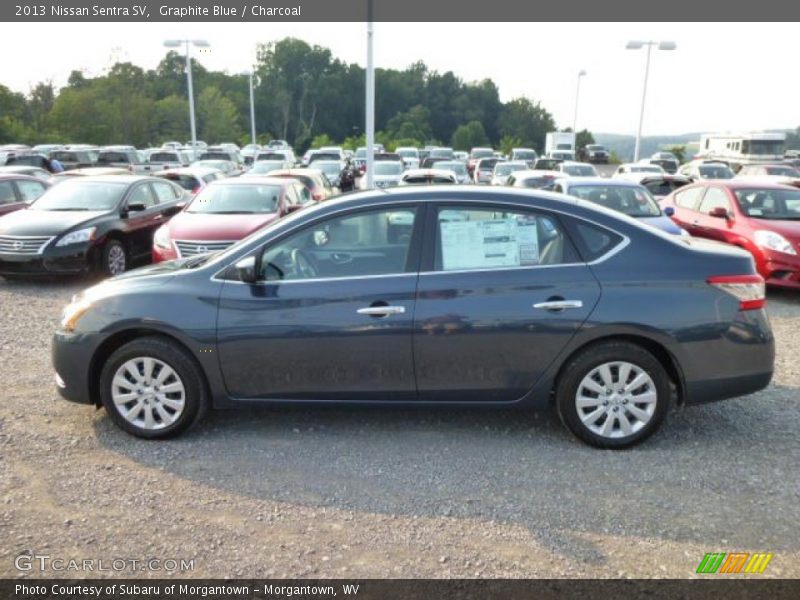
[1,22,796,136]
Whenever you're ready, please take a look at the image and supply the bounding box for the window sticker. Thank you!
[440,217,540,270]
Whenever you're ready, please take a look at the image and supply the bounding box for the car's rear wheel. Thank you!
[101,239,127,277]
[99,337,208,439]
[556,341,670,448]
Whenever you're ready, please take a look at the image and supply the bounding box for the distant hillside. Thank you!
[593,133,701,162]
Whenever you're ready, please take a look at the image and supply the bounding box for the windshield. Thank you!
[563,165,597,176]
[30,181,126,211]
[570,185,661,217]
[193,160,233,172]
[187,184,282,214]
[374,162,404,176]
[586,145,605,151]
[397,149,418,158]
[249,161,285,174]
[436,161,467,176]
[632,166,663,173]
[470,149,493,159]
[157,173,199,191]
[314,161,343,176]
[479,159,500,170]
[735,188,800,219]
[513,150,536,160]
[699,165,734,179]
[494,163,526,176]
[430,148,453,159]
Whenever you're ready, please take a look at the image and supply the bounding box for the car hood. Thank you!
[0,209,109,236]
[638,214,684,235]
[166,211,280,241]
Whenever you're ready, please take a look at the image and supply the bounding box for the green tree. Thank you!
[197,86,242,143]
[664,144,686,163]
[575,129,595,151]
[451,120,490,150]
[499,134,523,156]
[498,97,555,153]
[310,133,335,148]
[154,95,189,143]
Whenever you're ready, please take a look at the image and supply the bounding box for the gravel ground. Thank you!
[0,276,798,579]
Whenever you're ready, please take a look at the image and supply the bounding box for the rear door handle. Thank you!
[533,300,583,311]
[357,305,406,316]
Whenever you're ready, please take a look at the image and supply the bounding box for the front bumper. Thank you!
[0,243,93,276]
[762,251,800,289]
[52,330,103,405]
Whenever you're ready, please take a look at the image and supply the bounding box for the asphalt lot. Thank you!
[1,276,799,578]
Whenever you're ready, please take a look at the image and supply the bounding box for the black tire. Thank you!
[99,336,208,439]
[555,341,670,449]
[99,239,127,277]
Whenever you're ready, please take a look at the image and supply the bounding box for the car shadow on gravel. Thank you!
[93,383,800,566]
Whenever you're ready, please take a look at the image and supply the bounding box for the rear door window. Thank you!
[0,181,18,205]
[673,186,705,210]
[15,179,47,203]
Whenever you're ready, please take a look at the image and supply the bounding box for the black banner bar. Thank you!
[0,0,797,22]
[4,579,800,600]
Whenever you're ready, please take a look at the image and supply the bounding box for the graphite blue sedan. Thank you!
[53,186,774,448]
[553,177,690,237]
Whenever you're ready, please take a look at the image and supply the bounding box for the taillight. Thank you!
[191,185,200,195]
[707,274,766,310]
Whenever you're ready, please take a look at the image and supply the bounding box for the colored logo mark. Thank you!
[696,552,774,574]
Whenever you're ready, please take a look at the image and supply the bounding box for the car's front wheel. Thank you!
[556,341,671,448]
[99,336,208,439]
[100,239,127,277]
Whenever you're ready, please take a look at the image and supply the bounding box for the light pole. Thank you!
[241,70,257,148]
[365,0,375,189]
[626,40,676,162]
[572,69,586,134]
[163,39,210,157]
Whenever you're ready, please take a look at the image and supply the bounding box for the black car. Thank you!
[0,175,187,278]
[52,187,774,447]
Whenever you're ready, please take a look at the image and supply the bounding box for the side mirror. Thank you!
[709,206,730,219]
[284,204,304,214]
[126,202,146,213]
[664,206,675,217]
[234,256,258,283]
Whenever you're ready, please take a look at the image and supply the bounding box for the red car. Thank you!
[661,181,800,289]
[0,174,50,216]
[152,176,307,262]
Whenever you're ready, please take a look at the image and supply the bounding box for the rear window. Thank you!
[201,152,233,161]
[150,152,180,163]
[51,151,78,162]
[98,152,131,164]
[570,220,625,262]
[157,173,198,191]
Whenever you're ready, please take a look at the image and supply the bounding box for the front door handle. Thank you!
[357,305,406,317]
[533,300,583,311]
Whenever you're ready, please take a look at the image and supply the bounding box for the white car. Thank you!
[474,158,502,184]
[556,161,599,178]
[505,169,563,189]
[433,160,470,184]
[734,163,800,188]
[613,163,666,181]
[491,161,528,185]
[399,168,457,185]
[678,161,735,181]
[359,161,405,189]
[395,147,420,170]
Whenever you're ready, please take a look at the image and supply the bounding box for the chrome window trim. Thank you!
[209,196,631,283]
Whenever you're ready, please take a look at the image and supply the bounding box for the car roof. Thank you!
[561,177,642,187]
[208,176,292,187]
[61,175,155,184]
[156,167,221,176]
[0,173,45,182]
[704,180,799,191]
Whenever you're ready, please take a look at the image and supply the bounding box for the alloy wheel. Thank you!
[110,357,186,430]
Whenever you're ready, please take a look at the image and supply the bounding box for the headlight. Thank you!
[60,298,93,332]
[55,227,96,247]
[153,224,172,249]
[754,230,797,255]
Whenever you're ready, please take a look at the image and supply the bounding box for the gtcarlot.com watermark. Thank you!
[15,552,194,573]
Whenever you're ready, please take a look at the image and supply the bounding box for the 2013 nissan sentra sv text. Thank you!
[52,186,775,448]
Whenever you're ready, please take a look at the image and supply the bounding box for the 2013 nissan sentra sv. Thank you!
[52,186,775,448]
